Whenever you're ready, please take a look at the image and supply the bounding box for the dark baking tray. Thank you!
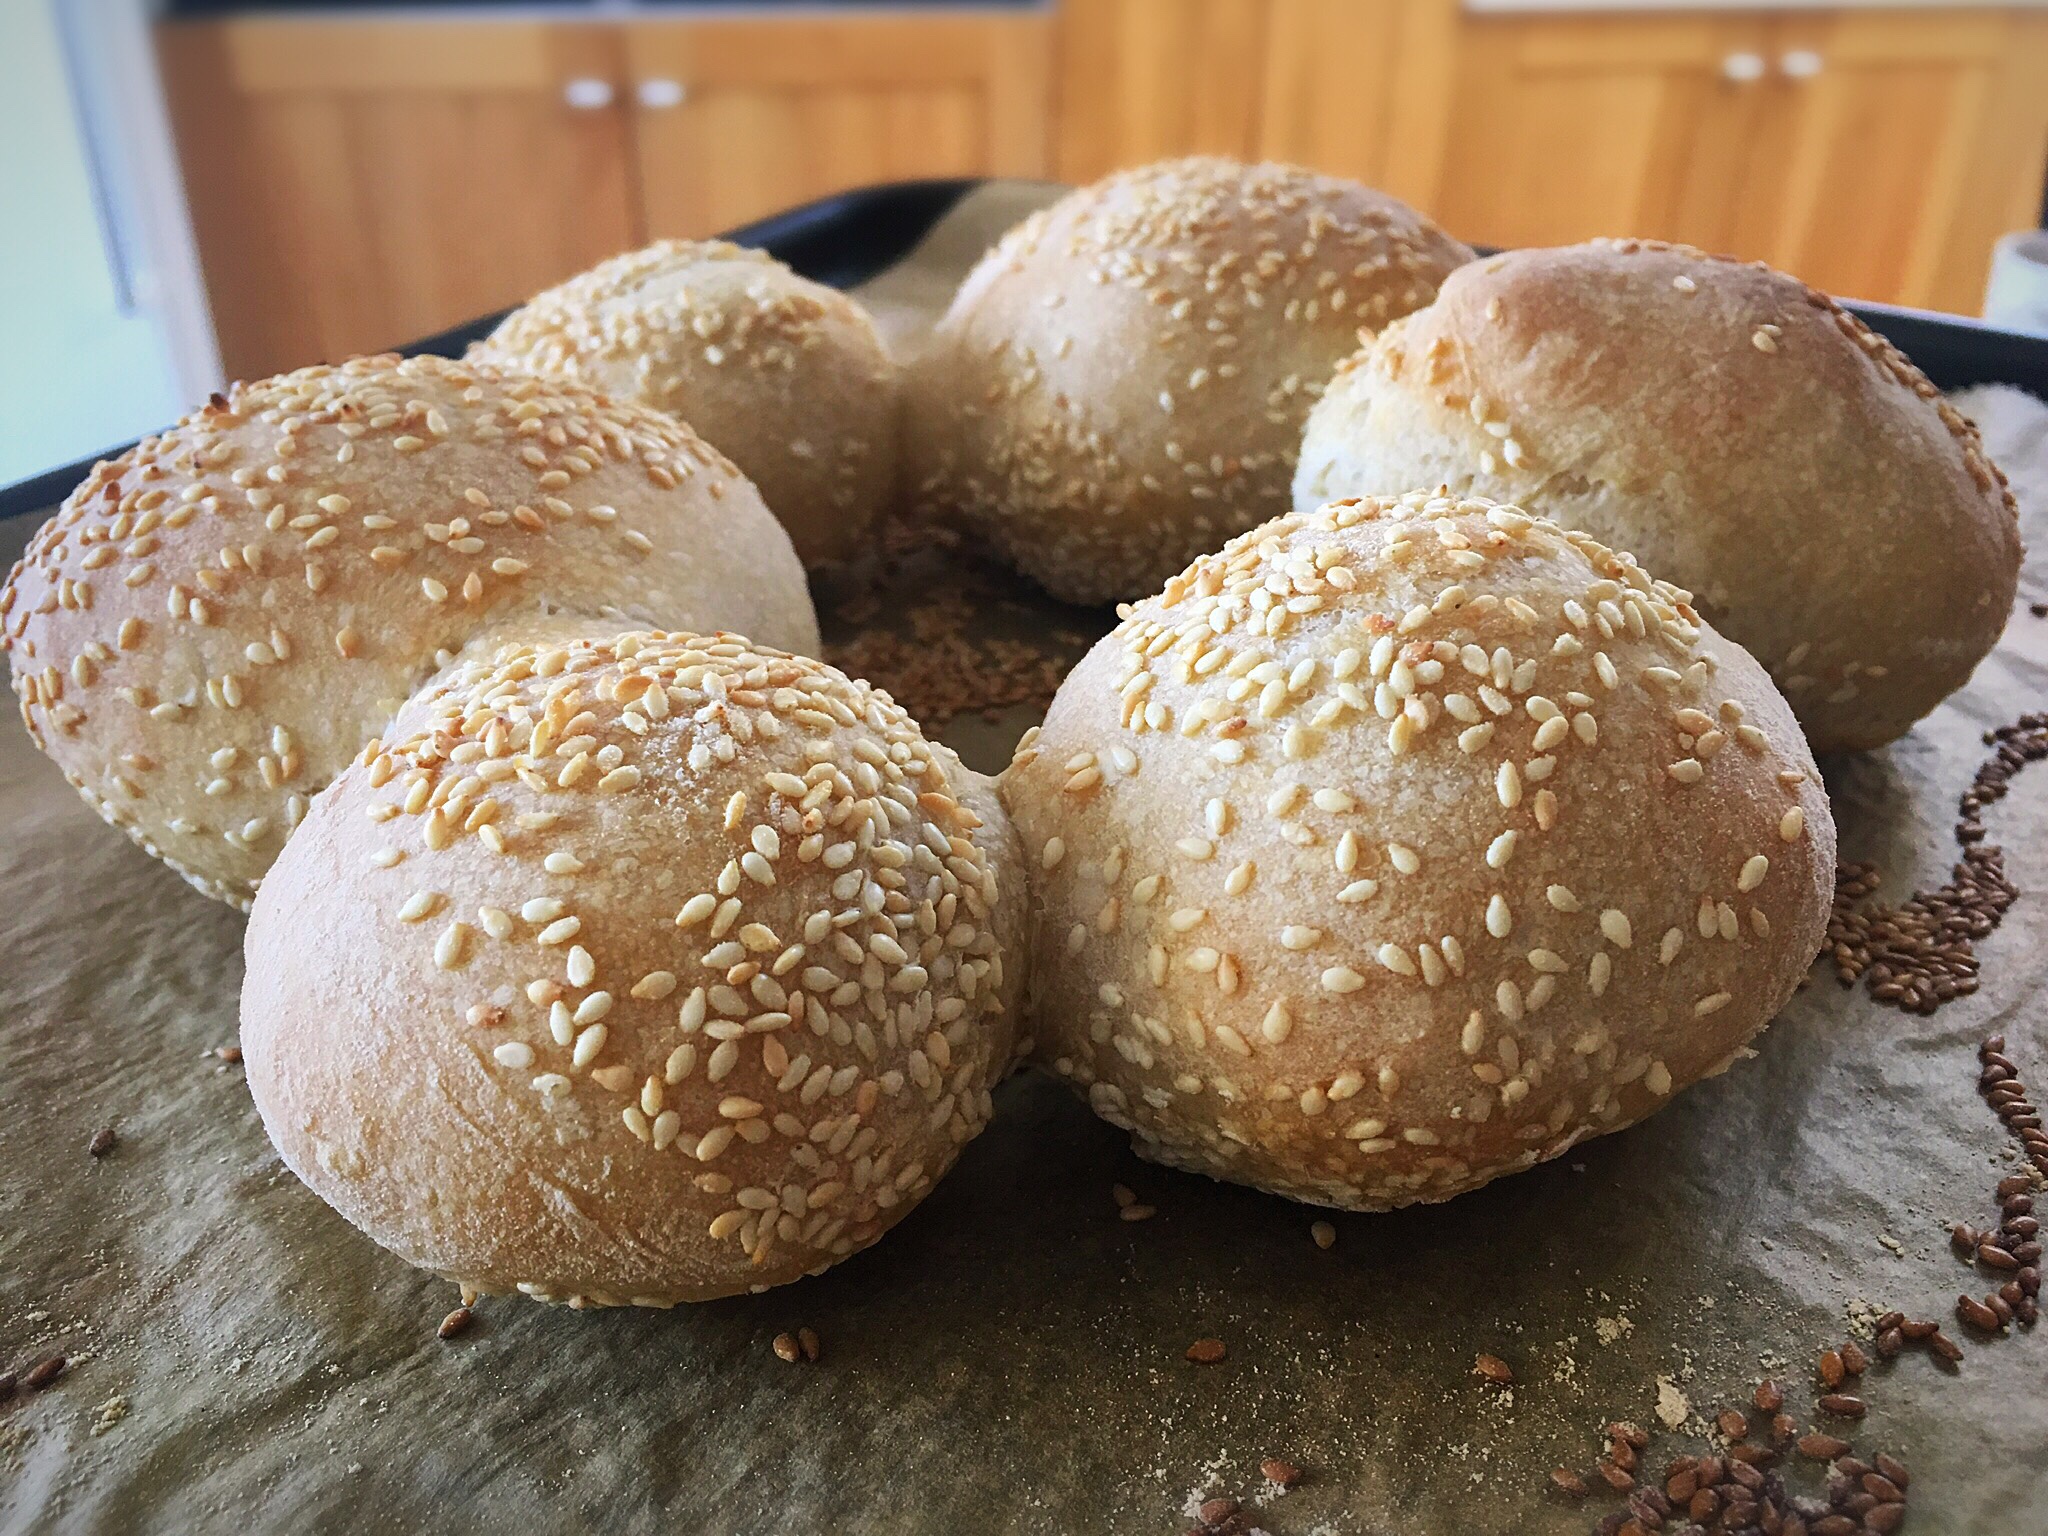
[4,176,2044,526]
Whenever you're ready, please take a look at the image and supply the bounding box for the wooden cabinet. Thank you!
[158,2,2048,378]
[1430,7,2048,314]
[1425,14,1792,262]
[1055,0,1266,182]
[1063,0,2048,317]
[158,18,642,380]
[629,13,1051,239]
[1756,9,2048,313]
[159,11,1053,381]
[1255,0,1462,212]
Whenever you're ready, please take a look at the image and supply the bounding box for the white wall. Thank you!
[0,0,197,486]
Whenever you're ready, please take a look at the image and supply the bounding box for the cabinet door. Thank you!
[1056,0,1266,184]
[1257,0,1461,210]
[627,13,1052,240]
[1429,15,1784,257]
[1759,9,2048,312]
[158,18,640,380]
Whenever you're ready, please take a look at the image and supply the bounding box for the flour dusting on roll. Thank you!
[1004,492,1834,1210]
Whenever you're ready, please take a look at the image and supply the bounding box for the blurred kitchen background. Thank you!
[5,0,2048,488]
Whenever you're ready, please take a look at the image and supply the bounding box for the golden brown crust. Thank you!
[472,240,898,567]
[241,630,1026,1306]
[2,354,817,907]
[1003,492,1834,1210]
[1295,239,2022,752]
[907,157,1472,605]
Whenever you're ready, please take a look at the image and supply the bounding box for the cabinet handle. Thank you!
[563,78,617,110]
[1779,49,1824,80]
[637,78,688,110]
[1721,51,1766,83]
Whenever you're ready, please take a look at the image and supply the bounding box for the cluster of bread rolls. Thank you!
[4,155,2019,1304]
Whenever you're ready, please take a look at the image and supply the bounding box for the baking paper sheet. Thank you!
[3,186,2047,1536]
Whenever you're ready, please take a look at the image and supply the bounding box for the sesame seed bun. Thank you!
[1003,492,1834,1211]
[2,354,818,909]
[241,630,1026,1307]
[907,157,1472,605]
[473,241,898,568]
[1294,239,2022,753]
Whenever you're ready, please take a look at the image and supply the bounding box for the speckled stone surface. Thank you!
[2,191,2046,1534]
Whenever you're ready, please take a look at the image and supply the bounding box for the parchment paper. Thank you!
[4,187,2047,1536]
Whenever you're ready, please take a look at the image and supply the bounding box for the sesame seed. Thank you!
[397,890,441,923]
[1486,895,1513,938]
[433,922,470,970]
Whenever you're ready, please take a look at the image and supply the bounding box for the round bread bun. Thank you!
[241,629,1026,1306]
[1004,491,1835,1211]
[907,157,1472,605]
[1293,239,2021,753]
[3,353,818,909]
[472,240,898,567]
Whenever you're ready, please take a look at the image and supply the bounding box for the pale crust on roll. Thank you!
[1004,492,1835,1211]
[242,631,1025,1306]
[908,157,1472,605]
[2,354,818,908]
[1294,239,2022,753]
[473,240,898,568]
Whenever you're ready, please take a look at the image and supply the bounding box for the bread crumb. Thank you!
[89,1394,128,1437]
[1594,1313,1634,1345]
[1844,1298,1885,1340]
[1655,1375,1690,1430]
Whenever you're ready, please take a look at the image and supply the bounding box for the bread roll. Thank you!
[1004,492,1834,1210]
[1294,239,2021,752]
[2,354,817,908]
[908,157,1471,605]
[473,241,897,567]
[241,630,1025,1306]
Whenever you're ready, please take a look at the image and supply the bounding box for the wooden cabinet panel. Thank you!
[1257,0,1460,208]
[628,13,1052,239]
[1055,0,1266,183]
[1429,14,1788,257]
[1431,9,2048,313]
[1759,10,2048,311]
[159,18,641,380]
